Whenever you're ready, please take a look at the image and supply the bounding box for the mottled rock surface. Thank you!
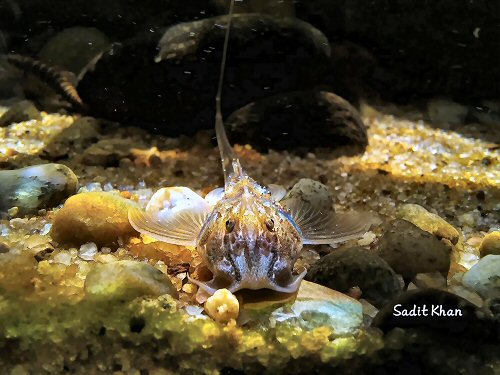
[0,163,78,215]
[377,219,451,278]
[281,178,333,212]
[462,255,500,299]
[84,260,178,300]
[306,247,403,307]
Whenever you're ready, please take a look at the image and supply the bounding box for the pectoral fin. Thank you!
[129,206,209,247]
[282,197,371,245]
[268,184,287,201]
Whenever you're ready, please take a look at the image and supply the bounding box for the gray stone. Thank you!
[43,117,100,159]
[0,164,78,215]
[82,138,132,166]
[462,255,500,299]
[377,219,451,278]
[39,27,111,75]
[84,260,178,300]
[282,178,333,213]
[0,100,41,127]
[306,246,403,307]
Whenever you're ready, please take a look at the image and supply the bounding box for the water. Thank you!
[0,1,499,374]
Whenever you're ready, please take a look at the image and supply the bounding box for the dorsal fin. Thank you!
[7,54,87,110]
[215,0,243,186]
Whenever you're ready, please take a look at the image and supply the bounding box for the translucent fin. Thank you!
[129,206,209,247]
[204,187,225,206]
[283,198,370,245]
[268,184,286,201]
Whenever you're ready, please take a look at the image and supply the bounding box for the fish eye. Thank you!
[225,219,235,233]
[265,218,275,232]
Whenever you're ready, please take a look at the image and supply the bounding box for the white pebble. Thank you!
[79,242,98,261]
[357,231,376,246]
[53,251,72,265]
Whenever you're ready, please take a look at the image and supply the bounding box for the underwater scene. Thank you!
[0,0,499,374]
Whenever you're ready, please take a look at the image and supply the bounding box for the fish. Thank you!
[129,0,371,295]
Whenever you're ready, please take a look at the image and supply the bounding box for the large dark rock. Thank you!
[305,246,403,308]
[226,90,367,152]
[377,219,452,279]
[373,288,499,341]
[0,0,218,54]
[75,14,332,134]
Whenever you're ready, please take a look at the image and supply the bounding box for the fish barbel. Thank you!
[129,0,370,294]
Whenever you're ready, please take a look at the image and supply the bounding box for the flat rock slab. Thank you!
[84,260,178,300]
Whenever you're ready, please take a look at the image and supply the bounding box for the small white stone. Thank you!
[357,231,376,246]
[53,251,72,265]
[40,223,52,235]
[79,242,98,261]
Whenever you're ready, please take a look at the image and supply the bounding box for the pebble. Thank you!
[281,178,333,213]
[479,231,500,257]
[50,192,138,246]
[43,117,100,159]
[79,242,98,261]
[39,27,111,75]
[204,288,240,323]
[0,100,41,127]
[462,255,500,299]
[427,98,469,125]
[0,164,78,215]
[82,138,134,166]
[0,242,10,253]
[413,272,447,289]
[377,219,452,278]
[305,246,403,307]
[270,281,363,335]
[397,204,460,245]
[226,90,368,152]
[84,260,177,300]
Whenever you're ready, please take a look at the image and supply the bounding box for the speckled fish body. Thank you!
[129,1,370,295]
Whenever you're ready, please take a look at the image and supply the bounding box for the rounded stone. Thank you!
[397,204,460,245]
[226,90,368,153]
[0,163,78,215]
[479,231,500,257]
[281,178,333,213]
[377,219,452,278]
[306,246,403,307]
[50,192,138,246]
[462,255,500,299]
[0,100,41,127]
[270,280,363,335]
[84,260,177,300]
[39,27,111,75]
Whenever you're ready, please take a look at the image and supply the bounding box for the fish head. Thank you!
[194,177,305,295]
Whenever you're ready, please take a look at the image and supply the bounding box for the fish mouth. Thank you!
[188,267,307,295]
